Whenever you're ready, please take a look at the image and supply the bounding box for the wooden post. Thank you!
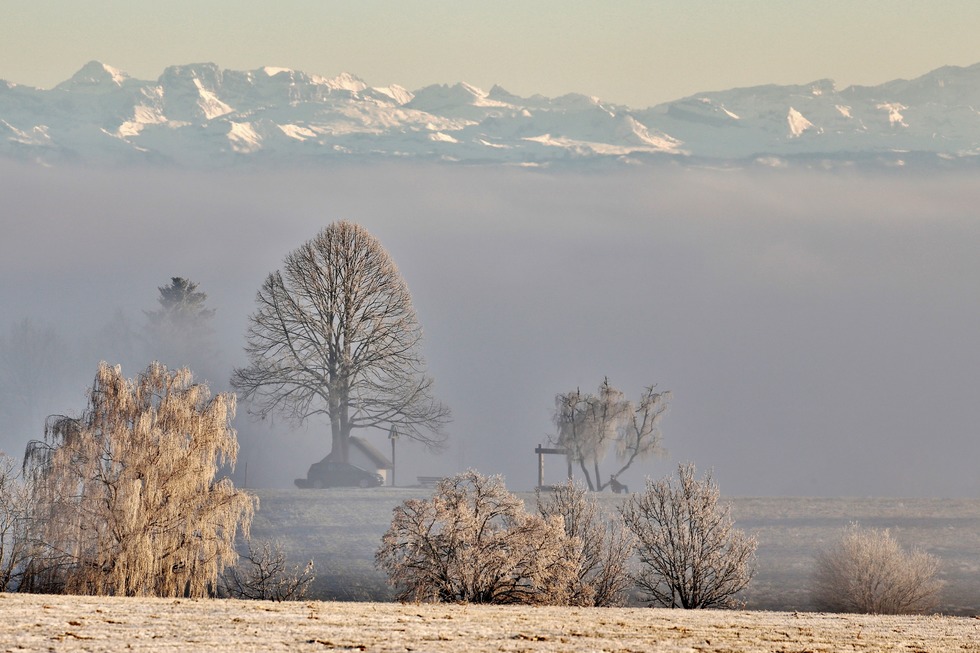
[538,444,544,489]
[388,426,399,487]
[534,445,569,489]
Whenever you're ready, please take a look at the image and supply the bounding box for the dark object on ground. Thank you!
[609,476,629,494]
[416,476,444,488]
[295,458,384,489]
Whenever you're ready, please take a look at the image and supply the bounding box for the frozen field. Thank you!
[1,593,978,652]
[2,491,978,651]
[249,489,980,614]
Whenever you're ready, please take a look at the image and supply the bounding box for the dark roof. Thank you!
[350,436,392,469]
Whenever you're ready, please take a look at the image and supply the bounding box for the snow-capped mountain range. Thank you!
[3,60,980,169]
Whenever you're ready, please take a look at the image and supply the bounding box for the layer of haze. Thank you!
[5,1,980,107]
[1,162,978,497]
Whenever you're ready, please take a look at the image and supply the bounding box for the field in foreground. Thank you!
[1,593,978,652]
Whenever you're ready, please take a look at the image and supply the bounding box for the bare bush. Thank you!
[812,523,943,614]
[621,463,756,608]
[221,540,315,601]
[536,481,634,606]
[376,470,579,604]
[21,362,255,597]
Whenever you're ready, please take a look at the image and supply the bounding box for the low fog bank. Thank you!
[2,162,978,497]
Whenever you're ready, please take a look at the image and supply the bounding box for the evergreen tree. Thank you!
[144,277,217,376]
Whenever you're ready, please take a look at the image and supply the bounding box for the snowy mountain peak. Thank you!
[261,66,294,77]
[55,60,130,92]
[323,72,368,93]
[5,61,980,168]
[371,84,413,105]
[787,107,815,137]
[486,85,524,103]
[808,79,836,96]
[406,82,513,117]
[159,63,223,88]
[459,82,488,98]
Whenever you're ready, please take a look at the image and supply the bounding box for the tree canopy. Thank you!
[22,362,254,597]
[376,470,577,604]
[231,221,450,463]
[621,464,756,609]
[553,378,669,491]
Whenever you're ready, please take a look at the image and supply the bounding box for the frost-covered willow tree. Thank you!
[22,362,254,597]
[231,221,450,463]
[553,378,669,491]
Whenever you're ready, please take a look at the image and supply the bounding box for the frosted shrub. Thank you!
[537,481,635,606]
[812,524,943,614]
[221,539,315,601]
[21,362,255,597]
[376,470,578,604]
[621,463,756,608]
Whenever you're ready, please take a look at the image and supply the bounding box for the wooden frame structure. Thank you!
[534,444,572,489]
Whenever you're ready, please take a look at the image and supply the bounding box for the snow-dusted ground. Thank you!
[1,593,978,652]
[3,493,975,650]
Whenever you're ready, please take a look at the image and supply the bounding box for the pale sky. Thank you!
[4,1,980,107]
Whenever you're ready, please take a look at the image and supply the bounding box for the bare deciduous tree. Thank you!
[376,470,578,604]
[22,362,255,597]
[232,221,450,464]
[812,523,943,614]
[536,481,635,606]
[0,453,33,591]
[621,463,756,608]
[221,539,315,602]
[554,378,668,491]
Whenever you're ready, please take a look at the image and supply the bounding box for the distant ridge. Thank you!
[3,61,980,169]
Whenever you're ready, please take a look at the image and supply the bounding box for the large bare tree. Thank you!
[231,222,450,463]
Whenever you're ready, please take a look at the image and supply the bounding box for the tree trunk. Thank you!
[578,459,595,491]
[329,391,348,462]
